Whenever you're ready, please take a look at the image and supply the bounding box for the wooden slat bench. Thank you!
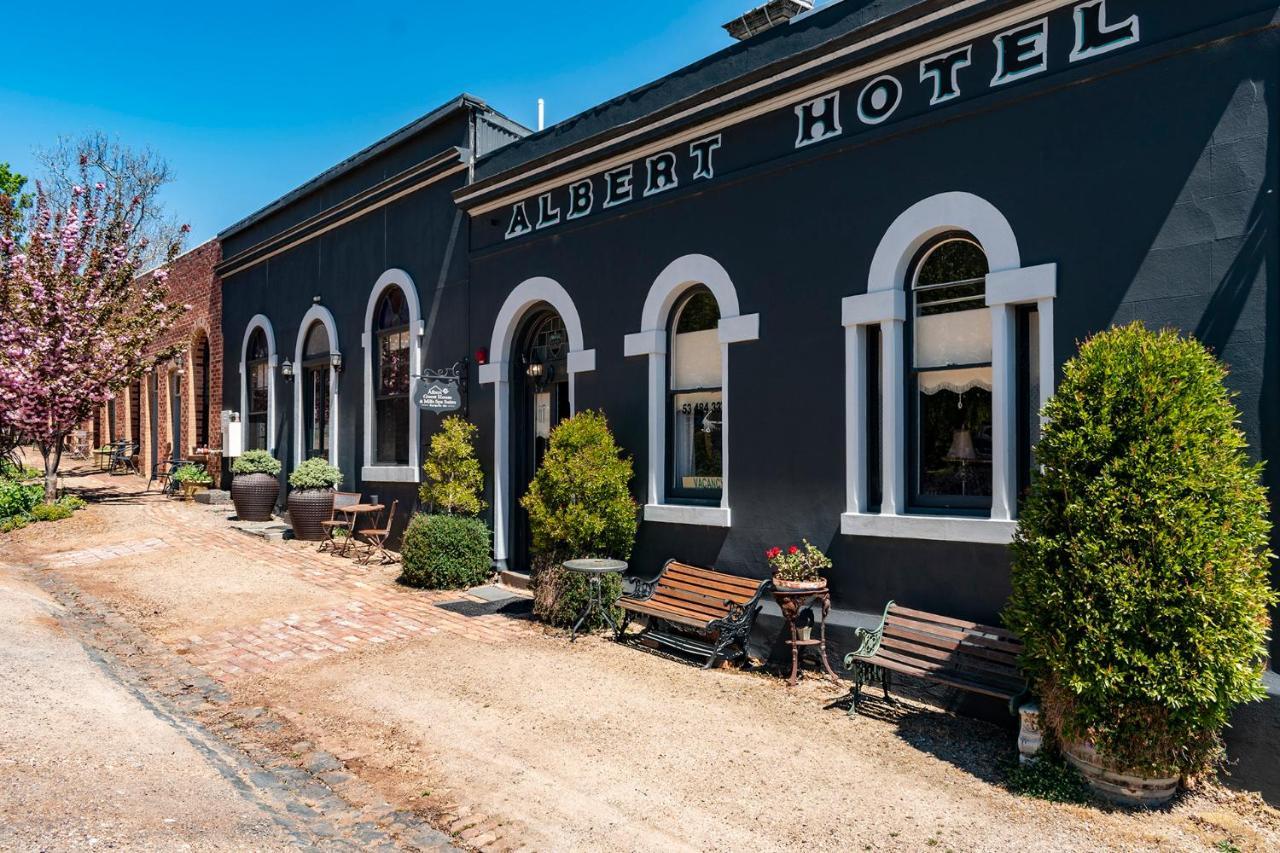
[842,601,1027,715]
[617,560,771,669]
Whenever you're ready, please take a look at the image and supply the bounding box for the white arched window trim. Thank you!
[478,276,595,569]
[239,314,278,455]
[841,192,1056,545]
[294,304,340,469]
[624,254,759,529]
[361,269,423,483]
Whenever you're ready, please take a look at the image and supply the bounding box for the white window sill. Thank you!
[840,512,1016,545]
[644,504,731,528]
[361,465,420,483]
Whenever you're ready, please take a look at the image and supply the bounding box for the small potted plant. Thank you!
[766,540,832,592]
[287,457,343,541]
[171,463,212,501]
[230,449,282,521]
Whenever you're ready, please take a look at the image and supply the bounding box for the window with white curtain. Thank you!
[910,236,993,509]
[668,287,722,503]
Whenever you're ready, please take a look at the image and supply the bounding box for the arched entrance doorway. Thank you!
[510,307,571,572]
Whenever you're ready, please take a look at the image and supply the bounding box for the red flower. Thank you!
[789,545,799,555]
[766,547,781,560]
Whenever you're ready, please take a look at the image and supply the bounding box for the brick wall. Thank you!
[98,240,224,486]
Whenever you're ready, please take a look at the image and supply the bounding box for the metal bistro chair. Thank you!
[68,431,90,460]
[319,491,362,555]
[106,440,125,473]
[355,499,400,566]
[149,459,179,495]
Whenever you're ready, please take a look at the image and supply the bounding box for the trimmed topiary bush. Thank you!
[399,512,493,590]
[420,416,486,515]
[1005,323,1276,779]
[520,410,638,629]
[288,457,342,490]
[231,449,282,477]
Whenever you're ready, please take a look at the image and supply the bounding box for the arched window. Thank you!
[909,236,992,508]
[668,288,723,503]
[302,322,332,459]
[373,287,411,465]
[246,327,270,451]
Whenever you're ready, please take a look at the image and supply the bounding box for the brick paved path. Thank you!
[35,488,534,683]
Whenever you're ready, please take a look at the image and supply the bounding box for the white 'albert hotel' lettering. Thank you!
[792,0,1140,148]
[509,1,1140,239]
[506,133,722,239]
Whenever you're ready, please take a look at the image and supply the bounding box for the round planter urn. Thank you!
[288,488,336,541]
[1063,740,1178,807]
[231,472,280,522]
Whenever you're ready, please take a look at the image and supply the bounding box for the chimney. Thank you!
[723,0,814,41]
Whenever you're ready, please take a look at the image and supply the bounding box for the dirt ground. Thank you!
[4,462,1280,852]
[0,568,296,851]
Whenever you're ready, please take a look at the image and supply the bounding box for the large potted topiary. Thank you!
[520,410,638,630]
[399,416,492,589]
[287,457,343,541]
[1005,323,1276,807]
[229,449,282,522]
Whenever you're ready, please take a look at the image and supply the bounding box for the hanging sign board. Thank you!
[413,362,468,415]
[414,378,463,413]
[534,392,552,439]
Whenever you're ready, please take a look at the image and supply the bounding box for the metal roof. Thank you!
[472,0,949,182]
[219,94,528,240]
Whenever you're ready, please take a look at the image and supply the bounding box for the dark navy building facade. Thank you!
[215,0,1280,786]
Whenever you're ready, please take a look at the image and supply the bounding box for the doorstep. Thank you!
[229,519,293,542]
[497,569,530,591]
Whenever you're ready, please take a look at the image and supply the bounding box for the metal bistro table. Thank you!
[333,502,385,558]
[562,558,627,642]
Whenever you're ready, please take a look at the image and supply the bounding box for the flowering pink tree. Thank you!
[0,158,188,499]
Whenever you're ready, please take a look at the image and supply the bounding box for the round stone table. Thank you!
[561,558,628,642]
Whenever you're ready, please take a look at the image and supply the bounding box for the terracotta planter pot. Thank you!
[288,488,335,541]
[180,482,209,502]
[1063,740,1178,807]
[231,472,279,521]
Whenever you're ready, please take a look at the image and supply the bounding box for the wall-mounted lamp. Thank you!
[281,359,295,380]
[312,295,322,304]
[173,356,186,377]
[525,361,544,379]
[329,352,343,372]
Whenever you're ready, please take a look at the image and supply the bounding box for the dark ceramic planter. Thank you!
[231,472,279,521]
[288,488,335,541]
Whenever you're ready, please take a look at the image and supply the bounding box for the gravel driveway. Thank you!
[4,463,1279,852]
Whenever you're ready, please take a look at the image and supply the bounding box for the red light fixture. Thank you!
[475,347,488,366]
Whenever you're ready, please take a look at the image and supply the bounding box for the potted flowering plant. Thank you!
[766,540,831,591]
[171,463,212,501]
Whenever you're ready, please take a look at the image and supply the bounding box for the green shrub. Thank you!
[288,457,342,490]
[520,411,638,629]
[29,501,74,522]
[0,515,29,533]
[399,513,493,589]
[1006,324,1277,778]
[0,478,43,520]
[0,459,40,481]
[171,463,212,485]
[420,416,486,515]
[57,495,87,512]
[231,449,281,476]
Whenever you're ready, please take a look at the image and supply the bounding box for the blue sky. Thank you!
[0,0,786,246]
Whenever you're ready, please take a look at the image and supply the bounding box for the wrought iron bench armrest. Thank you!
[843,600,894,669]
